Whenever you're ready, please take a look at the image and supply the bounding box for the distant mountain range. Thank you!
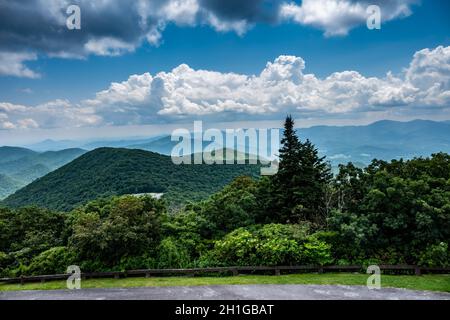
[0,147,86,199]
[2,148,261,211]
[2,119,450,201]
[117,120,450,166]
[21,120,450,163]
[299,119,450,165]
[25,136,165,152]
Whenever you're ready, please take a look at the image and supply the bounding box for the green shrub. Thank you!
[300,236,332,265]
[213,228,258,266]
[0,251,10,268]
[157,237,191,269]
[204,224,332,267]
[418,242,450,267]
[118,255,157,271]
[69,195,164,267]
[256,238,302,265]
[26,247,76,275]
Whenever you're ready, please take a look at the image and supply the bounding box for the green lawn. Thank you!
[1,273,449,292]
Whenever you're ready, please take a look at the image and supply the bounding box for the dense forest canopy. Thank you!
[0,116,449,276]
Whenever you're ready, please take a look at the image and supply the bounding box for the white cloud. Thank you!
[204,12,250,35]
[0,113,16,130]
[0,102,29,113]
[406,46,450,89]
[280,0,415,36]
[0,52,41,78]
[0,121,16,130]
[0,100,101,130]
[84,45,449,122]
[17,118,39,129]
[329,153,352,160]
[1,45,449,129]
[161,0,200,25]
[84,37,136,57]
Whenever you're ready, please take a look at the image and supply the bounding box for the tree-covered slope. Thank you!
[0,146,37,164]
[0,148,86,176]
[0,147,87,198]
[0,174,22,200]
[3,148,260,211]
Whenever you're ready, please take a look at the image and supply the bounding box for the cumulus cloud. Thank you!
[84,37,136,56]
[84,45,449,124]
[0,0,418,77]
[281,0,416,36]
[17,118,39,129]
[0,113,16,130]
[1,45,448,130]
[0,52,40,78]
[0,100,101,130]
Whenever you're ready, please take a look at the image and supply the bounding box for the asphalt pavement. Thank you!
[1,284,449,300]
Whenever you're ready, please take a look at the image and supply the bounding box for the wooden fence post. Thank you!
[415,266,421,276]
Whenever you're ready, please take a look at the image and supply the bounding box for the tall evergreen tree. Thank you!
[273,115,303,222]
[295,139,332,225]
[260,115,331,225]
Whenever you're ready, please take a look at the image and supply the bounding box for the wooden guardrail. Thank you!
[0,265,449,284]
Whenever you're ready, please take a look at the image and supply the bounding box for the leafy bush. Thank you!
[0,251,12,273]
[202,224,332,267]
[69,195,164,267]
[194,176,258,238]
[301,235,333,265]
[118,255,157,271]
[328,154,450,264]
[26,247,75,275]
[418,242,449,267]
[157,238,191,269]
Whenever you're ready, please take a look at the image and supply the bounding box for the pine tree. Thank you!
[295,139,332,225]
[273,115,301,223]
[261,115,332,225]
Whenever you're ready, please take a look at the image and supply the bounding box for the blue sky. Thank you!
[0,0,449,144]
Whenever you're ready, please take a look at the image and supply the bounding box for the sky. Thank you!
[0,0,449,144]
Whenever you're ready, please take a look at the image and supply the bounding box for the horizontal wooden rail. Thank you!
[0,265,448,284]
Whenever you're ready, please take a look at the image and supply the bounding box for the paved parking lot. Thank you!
[1,284,449,300]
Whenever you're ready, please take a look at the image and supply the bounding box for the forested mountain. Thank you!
[0,147,86,198]
[2,148,261,211]
[0,146,37,163]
